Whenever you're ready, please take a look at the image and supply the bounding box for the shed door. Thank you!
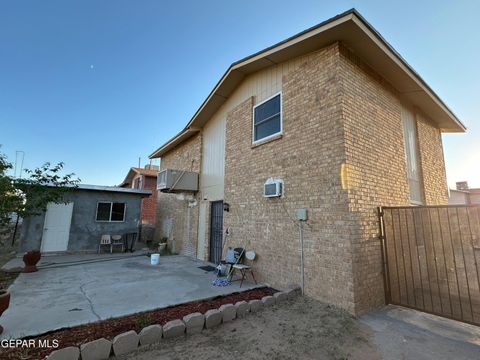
[209,201,223,264]
[41,202,73,252]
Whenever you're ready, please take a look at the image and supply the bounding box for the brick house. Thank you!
[120,165,159,241]
[149,9,465,315]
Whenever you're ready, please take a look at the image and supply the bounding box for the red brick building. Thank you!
[120,166,158,241]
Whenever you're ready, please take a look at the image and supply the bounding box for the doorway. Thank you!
[209,201,223,264]
[41,202,74,252]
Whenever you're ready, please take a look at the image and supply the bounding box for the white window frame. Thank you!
[252,92,283,144]
[95,201,126,222]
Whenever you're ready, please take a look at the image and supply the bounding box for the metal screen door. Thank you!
[209,201,224,264]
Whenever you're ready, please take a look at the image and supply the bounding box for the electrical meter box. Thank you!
[296,208,308,221]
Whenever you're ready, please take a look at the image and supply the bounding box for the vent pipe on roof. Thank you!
[456,181,469,191]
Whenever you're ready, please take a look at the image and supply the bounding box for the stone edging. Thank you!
[46,288,300,360]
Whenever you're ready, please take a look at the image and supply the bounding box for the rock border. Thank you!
[46,288,300,359]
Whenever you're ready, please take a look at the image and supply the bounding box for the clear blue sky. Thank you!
[1,0,478,187]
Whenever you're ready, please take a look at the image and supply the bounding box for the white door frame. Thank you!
[197,202,207,260]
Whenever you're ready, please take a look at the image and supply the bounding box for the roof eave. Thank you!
[349,13,466,133]
[149,9,465,159]
[149,128,201,159]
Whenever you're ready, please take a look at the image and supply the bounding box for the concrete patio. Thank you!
[0,254,261,339]
[360,305,480,360]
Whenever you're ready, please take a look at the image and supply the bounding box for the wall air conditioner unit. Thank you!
[263,177,283,198]
[157,169,198,192]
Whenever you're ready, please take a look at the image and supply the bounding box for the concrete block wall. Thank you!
[20,190,144,253]
[155,134,202,257]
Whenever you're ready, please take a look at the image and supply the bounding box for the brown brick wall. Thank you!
[155,134,202,256]
[224,44,357,312]
[140,176,158,225]
[338,44,410,314]
[417,113,449,205]
[154,41,450,316]
[338,44,449,314]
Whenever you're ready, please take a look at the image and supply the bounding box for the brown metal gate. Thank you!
[379,205,480,325]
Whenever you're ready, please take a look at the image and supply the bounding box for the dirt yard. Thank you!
[128,296,380,360]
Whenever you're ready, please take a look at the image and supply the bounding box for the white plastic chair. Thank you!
[98,234,112,254]
[111,235,124,253]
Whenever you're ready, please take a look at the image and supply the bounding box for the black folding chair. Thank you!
[224,247,245,279]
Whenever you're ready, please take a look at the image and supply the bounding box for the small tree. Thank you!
[0,151,81,246]
[0,154,23,227]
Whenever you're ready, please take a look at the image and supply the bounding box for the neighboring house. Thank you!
[119,165,159,242]
[449,181,480,205]
[148,9,465,315]
[19,185,151,253]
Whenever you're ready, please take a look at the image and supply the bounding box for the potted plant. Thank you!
[23,250,41,273]
[0,289,10,334]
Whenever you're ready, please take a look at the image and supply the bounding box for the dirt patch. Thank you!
[0,287,274,360]
[0,271,20,290]
[0,225,19,272]
[129,296,381,360]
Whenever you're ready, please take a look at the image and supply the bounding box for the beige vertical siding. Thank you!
[199,47,329,198]
[201,115,226,201]
[194,49,326,261]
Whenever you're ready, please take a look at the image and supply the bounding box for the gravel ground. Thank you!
[127,296,380,360]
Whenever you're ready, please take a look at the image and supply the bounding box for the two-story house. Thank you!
[149,9,465,315]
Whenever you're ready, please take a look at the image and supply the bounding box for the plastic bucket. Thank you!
[150,253,160,265]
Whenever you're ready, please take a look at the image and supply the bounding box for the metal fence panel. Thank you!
[379,205,480,326]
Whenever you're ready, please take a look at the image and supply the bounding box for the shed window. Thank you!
[253,93,282,142]
[96,202,126,222]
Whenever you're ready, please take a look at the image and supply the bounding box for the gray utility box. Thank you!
[157,169,198,192]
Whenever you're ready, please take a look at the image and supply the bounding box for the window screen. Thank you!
[111,203,126,221]
[96,202,111,221]
[96,202,126,222]
[253,94,281,142]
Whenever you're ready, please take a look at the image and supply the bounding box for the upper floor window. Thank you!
[401,107,423,205]
[133,177,142,189]
[253,93,282,143]
[96,202,126,222]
